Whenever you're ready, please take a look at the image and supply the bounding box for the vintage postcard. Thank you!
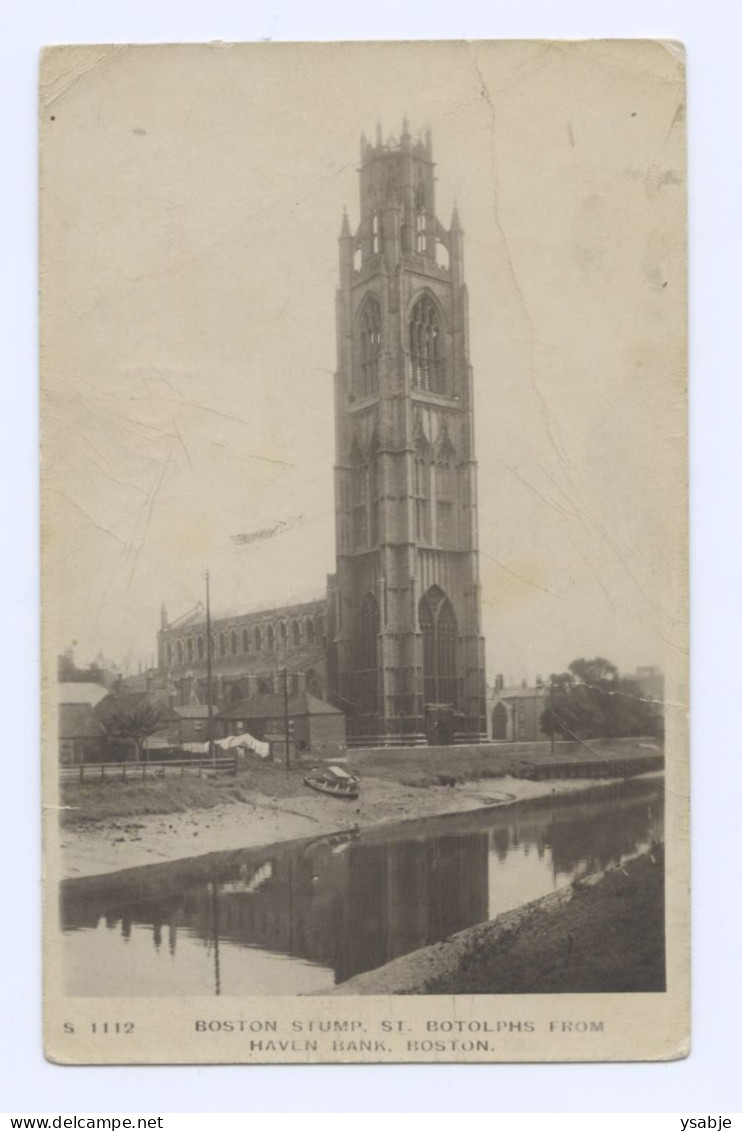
[41,40,688,1064]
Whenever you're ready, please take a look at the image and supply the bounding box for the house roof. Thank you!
[220,692,342,720]
[59,702,104,740]
[303,693,343,716]
[173,704,219,719]
[58,682,110,708]
[167,591,327,632]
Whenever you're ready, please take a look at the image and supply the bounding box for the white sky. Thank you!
[41,41,686,682]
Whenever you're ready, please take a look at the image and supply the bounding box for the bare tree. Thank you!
[102,700,169,763]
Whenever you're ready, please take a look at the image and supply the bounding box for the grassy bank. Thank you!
[349,737,660,789]
[426,846,665,994]
[60,764,312,827]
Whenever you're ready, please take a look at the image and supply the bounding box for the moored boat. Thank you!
[303,764,360,800]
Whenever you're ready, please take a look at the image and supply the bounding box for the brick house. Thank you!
[219,692,346,761]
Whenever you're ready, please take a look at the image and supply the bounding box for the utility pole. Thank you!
[549,676,555,756]
[283,664,291,776]
[205,569,215,766]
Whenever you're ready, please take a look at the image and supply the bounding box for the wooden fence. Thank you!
[59,754,238,784]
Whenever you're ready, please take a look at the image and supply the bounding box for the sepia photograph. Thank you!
[41,39,688,1063]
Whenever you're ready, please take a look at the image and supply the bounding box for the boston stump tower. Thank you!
[329,121,487,746]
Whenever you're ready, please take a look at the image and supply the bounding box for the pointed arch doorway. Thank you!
[419,585,458,745]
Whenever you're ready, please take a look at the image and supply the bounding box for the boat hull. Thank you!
[303,775,359,800]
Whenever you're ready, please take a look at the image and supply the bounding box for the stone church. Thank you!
[157,122,487,747]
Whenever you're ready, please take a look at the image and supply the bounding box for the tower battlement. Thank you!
[360,119,432,161]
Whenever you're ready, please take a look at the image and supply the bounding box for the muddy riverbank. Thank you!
[59,768,643,879]
[58,739,662,879]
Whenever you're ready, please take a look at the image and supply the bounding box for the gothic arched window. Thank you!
[414,445,431,543]
[254,626,262,652]
[305,617,315,647]
[435,459,457,548]
[416,207,426,253]
[242,627,249,653]
[419,586,458,708]
[409,294,445,393]
[350,444,368,551]
[266,624,275,651]
[372,212,380,255]
[230,631,238,656]
[291,619,301,647]
[186,638,194,663]
[358,297,381,398]
[176,641,183,665]
[356,593,380,715]
[219,632,226,657]
[197,635,204,661]
[370,454,381,545]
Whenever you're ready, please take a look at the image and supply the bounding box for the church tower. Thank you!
[329,121,486,745]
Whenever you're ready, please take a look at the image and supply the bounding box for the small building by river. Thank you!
[58,682,109,764]
[488,683,549,743]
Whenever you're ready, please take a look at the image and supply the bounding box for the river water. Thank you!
[61,778,663,996]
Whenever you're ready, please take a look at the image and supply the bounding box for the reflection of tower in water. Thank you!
[60,782,663,993]
[181,832,490,985]
[337,832,489,983]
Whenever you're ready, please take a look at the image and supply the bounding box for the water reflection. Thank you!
[61,779,663,996]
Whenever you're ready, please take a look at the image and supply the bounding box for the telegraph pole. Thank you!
[549,676,555,757]
[283,664,291,776]
[205,569,215,766]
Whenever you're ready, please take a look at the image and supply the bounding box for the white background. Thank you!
[2,0,740,1115]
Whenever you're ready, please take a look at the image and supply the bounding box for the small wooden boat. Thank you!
[303,764,360,800]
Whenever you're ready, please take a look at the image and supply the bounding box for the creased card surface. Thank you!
[41,40,688,1064]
